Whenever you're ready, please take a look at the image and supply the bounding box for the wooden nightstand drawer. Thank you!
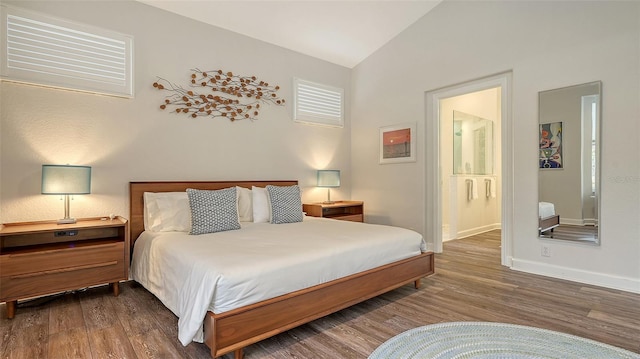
[303,201,364,222]
[0,259,124,301]
[336,214,364,222]
[0,241,123,277]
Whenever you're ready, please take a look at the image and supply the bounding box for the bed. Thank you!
[129,181,434,359]
[539,201,560,234]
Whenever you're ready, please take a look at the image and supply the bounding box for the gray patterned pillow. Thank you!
[267,185,303,224]
[187,187,241,235]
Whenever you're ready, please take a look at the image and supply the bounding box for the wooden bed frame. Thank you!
[129,181,435,359]
[539,214,560,234]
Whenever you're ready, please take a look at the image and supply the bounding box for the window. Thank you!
[1,5,133,97]
[293,78,344,127]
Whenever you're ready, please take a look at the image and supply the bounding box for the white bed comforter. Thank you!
[131,216,426,345]
[539,201,556,218]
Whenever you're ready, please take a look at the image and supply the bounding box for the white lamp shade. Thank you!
[317,170,340,188]
[42,165,91,194]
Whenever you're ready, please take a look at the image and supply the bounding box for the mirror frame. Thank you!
[537,81,601,244]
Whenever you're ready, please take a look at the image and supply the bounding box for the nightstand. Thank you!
[303,201,364,222]
[0,217,129,319]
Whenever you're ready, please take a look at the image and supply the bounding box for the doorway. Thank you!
[441,89,501,241]
[425,72,514,267]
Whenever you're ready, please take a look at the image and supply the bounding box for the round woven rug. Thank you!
[368,322,640,359]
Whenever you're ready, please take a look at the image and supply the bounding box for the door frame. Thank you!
[424,71,513,266]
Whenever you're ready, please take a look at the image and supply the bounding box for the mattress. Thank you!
[539,201,556,219]
[131,216,426,345]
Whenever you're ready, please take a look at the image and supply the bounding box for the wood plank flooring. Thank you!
[540,223,598,242]
[1,230,639,358]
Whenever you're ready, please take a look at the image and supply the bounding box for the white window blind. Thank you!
[1,5,133,97]
[294,78,344,127]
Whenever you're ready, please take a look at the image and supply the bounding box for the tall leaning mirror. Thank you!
[538,81,601,243]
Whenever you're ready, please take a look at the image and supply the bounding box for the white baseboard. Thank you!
[559,217,584,226]
[558,218,599,226]
[456,223,501,239]
[511,258,640,294]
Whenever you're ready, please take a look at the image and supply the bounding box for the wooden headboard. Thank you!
[129,180,298,246]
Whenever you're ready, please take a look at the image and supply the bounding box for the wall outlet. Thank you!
[541,244,551,257]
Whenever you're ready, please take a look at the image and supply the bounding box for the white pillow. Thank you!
[236,186,253,222]
[143,192,159,231]
[252,186,271,223]
[143,191,191,232]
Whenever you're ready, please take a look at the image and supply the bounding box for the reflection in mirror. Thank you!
[538,81,601,243]
[453,111,494,175]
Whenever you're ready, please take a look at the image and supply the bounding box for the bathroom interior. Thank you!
[440,88,502,241]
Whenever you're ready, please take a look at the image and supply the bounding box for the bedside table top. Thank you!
[305,201,363,208]
[0,216,128,235]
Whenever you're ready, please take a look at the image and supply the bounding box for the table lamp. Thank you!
[317,170,340,204]
[41,164,92,224]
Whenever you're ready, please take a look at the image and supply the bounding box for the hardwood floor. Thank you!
[540,223,598,242]
[1,230,639,358]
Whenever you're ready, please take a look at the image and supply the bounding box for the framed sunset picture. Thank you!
[379,123,416,164]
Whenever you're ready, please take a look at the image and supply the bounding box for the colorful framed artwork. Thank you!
[379,123,416,164]
[539,122,562,169]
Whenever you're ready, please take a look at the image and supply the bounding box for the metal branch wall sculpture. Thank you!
[153,69,285,121]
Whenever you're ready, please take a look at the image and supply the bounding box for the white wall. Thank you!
[0,1,352,223]
[351,1,640,292]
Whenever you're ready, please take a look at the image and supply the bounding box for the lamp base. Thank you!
[57,218,77,225]
[322,201,336,204]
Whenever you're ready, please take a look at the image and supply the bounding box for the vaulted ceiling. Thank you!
[138,1,442,68]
